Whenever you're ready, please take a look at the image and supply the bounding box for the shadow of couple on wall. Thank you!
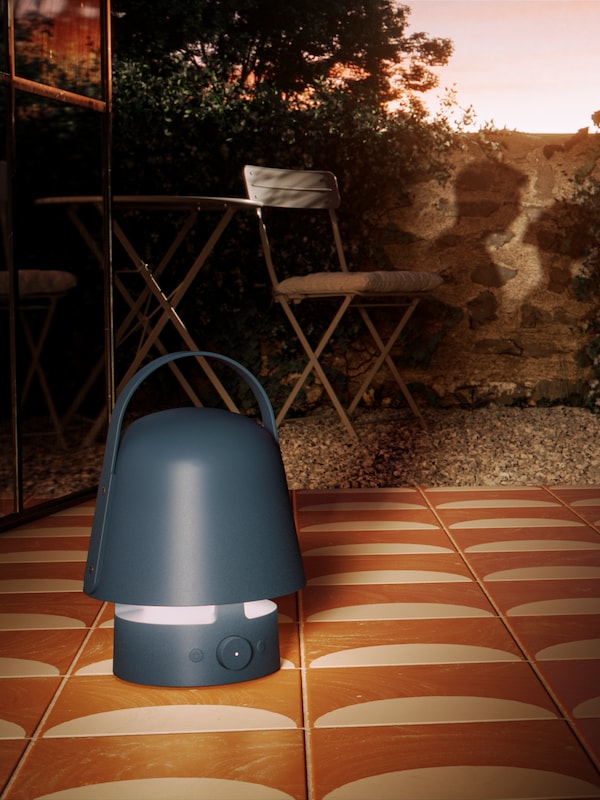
[432,157,594,330]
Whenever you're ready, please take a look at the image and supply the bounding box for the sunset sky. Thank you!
[407,0,599,134]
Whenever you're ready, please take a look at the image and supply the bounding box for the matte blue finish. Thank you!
[84,352,305,605]
[113,602,280,687]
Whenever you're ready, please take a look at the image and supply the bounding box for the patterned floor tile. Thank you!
[0,536,90,558]
[0,677,61,737]
[0,630,88,677]
[3,489,600,799]
[0,593,101,629]
[296,507,440,531]
[39,668,304,738]
[550,486,600,506]
[277,593,300,623]
[535,659,600,721]
[0,741,28,793]
[423,486,562,506]
[302,552,475,586]
[5,731,307,800]
[300,582,496,622]
[297,527,454,555]
[1,525,91,538]
[506,615,600,662]
[68,627,113,676]
[482,578,600,617]
[577,719,600,768]
[308,722,600,799]
[50,501,95,514]
[304,662,561,729]
[556,494,600,529]
[435,505,592,532]
[7,505,94,533]
[463,550,600,584]
[0,562,86,594]
[447,525,600,553]
[302,618,524,668]
[294,488,425,510]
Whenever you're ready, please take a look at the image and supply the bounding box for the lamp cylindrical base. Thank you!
[113,601,280,686]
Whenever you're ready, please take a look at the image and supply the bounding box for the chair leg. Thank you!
[20,301,67,448]
[347,299,426,429]
[276,296,358,439]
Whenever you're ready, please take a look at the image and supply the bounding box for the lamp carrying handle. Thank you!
[103,351,277,477]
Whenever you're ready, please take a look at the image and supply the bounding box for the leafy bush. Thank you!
[110,62,458,409]
[573,174,600,409]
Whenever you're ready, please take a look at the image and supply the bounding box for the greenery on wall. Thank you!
[112,71,458,398]
[569,114,600,409]
[573,171,600,410]
[13,3,600,417]
[106,1,464,410]
[14,1,467,414]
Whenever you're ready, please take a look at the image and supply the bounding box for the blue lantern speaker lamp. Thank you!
[84,351,305,687]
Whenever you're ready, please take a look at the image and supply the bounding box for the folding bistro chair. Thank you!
[244,165,443,438]
[0,162,77,447]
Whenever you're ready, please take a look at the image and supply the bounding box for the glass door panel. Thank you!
[1,0,111,521]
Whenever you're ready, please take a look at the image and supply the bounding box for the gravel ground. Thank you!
[278,405,600,489]
[3,405,600,503]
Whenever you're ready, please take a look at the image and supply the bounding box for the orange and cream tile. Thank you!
[1,487,599,799]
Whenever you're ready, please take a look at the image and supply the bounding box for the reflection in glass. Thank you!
[1,1,6,75]
[1,0,110,520]
[0,94,106,513]
[0,87,14,515]
[14,0,101,97]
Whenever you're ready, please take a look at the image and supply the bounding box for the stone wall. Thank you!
[386,129,600,407]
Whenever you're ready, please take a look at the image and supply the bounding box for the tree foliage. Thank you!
[110,1,457,248]
[111,0,452,104]
[107,1,459,409]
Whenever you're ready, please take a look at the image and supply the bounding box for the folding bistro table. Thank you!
[36,194,262,443]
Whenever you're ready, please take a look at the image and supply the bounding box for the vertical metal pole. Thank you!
[100,0,114,423]
[5,0,23,512]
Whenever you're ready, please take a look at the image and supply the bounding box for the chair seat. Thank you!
[0,269,77,298]
[276,269,443,300]
[244,164,444,437]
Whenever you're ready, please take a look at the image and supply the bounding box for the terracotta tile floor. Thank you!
[1,486,600,799]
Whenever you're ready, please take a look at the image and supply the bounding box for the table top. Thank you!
[36,194,263,211]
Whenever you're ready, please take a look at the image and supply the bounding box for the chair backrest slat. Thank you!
[244,165,341,210]
[243,165,349,283]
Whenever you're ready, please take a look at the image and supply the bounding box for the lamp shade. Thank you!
[84,351,305,686]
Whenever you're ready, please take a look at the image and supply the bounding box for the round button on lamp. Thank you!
[84,352,305,687]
